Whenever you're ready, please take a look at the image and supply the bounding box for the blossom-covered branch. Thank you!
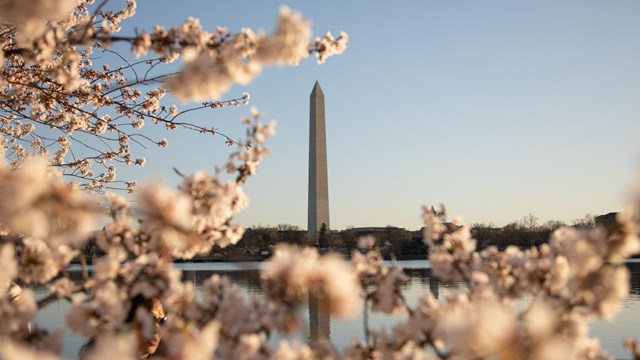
[0,0,348,190]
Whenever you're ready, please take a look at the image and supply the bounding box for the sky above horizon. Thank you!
[120,0,640,230]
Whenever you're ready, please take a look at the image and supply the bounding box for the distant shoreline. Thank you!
[70,251,434,265]
[71,252,640,266]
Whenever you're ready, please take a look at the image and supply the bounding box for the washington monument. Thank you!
[308,81,331,341]
[308,81,330,235]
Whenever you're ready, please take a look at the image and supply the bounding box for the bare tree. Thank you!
[572,213,596,228]
[541,220,566,232]
[519,213,540,230]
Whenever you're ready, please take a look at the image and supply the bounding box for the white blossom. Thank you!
[262,245,361,317]
[433,294,517,359]
[0,338,60,360]
[253,6,312,66]
[163,320,220,360]
[0,288,37,336]
[82,332,138,360]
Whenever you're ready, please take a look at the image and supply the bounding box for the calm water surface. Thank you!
[34,260,640,359]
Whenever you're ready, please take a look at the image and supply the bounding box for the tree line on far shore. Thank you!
[81,212,617,260]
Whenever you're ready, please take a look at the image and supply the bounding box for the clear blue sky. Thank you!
[119,0,640,230]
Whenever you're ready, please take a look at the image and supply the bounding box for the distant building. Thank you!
[349,226,406,237]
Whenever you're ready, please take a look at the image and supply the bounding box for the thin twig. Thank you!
[80,249,89,282]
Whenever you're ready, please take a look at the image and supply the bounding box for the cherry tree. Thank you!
[1,1,640,360]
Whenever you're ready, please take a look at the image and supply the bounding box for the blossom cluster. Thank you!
[405,204,640,359]
[262,244,361,317]
[0,110,287,359]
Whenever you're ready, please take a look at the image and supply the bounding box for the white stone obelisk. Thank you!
[308,81,330,236]
[308,82,332,341]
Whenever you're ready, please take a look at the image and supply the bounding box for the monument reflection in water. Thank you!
[309,291,330,343]
[34,261,640,359]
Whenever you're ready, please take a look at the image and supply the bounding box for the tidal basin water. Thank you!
[34,260,640,359]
